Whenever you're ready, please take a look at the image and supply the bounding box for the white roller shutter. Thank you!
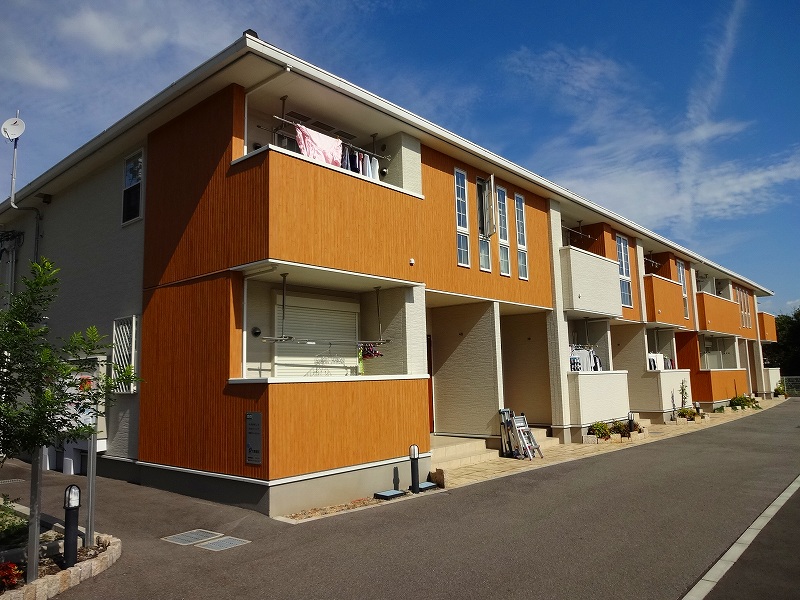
[274,305,358,377]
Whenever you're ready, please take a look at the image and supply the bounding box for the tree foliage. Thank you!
[0,259,135,463]
[763,308,800,376]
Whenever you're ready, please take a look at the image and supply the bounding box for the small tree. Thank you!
[0,258,135,580]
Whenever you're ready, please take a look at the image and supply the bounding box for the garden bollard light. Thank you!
[63,485,81,568]
[409,444,420,494]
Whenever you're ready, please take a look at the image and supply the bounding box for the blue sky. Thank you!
[1,0,798,313]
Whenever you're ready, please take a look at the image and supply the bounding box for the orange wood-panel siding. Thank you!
[144,84,270,288]
[758,312,777,342]
[709,369,748,400]
[696,293,744,336]
[138,272,270,479]
[267,151,422,283]
[418,146,552,306]
[267,379,430,479]
[644,275,685,326]
[675,331,707,398]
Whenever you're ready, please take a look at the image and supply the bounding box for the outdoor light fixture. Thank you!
[409,444,420,493]
[64,484,80,509]
[63,485,81,568]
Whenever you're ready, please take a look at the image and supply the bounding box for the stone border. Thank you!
[1,504,122,599]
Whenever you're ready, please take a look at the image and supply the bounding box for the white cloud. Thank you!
[788,299,800,308]
[58,6,169,54]
[502,0,800,242]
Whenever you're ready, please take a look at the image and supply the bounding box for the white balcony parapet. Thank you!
[560,247,622,318]
[567,370,630,425]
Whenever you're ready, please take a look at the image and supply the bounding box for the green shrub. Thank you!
[677,407,697,420]
[0,496,27,551]
[588,421,611,440]
[609,420,630,437]
[714,406,724,413]
[775,380,786,396]
[729,394,760,410]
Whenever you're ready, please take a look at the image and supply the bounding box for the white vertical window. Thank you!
[735,284,751,328]
[112,315,139,393]
[514,193,528,280]
[616,234,632,307]
[676,259,689,318]
[477,177,491,271]
[122,150,143,224]
[455,169,469,266]
[497,187,510,276]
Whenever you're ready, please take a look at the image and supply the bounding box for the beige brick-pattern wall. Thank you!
[430,301,503,436]
[500,312,552,425]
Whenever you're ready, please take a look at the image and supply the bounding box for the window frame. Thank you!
[497,186,510,276]
[455,168,470,267]
[477,177,491,272]
[676,259,689,319]
[122,150,144,225]
[616,234,633,307]
[514,193,528,280]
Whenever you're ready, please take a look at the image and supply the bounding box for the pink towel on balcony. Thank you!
[294,125,342,167]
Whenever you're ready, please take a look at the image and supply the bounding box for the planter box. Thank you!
[629,431,641,441]
[676,417,688,426]
[610,433,623,443]
[723,407,733,414]
[582,435,598,445]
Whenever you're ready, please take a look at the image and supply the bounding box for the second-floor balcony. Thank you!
[758,312,777,342]
[644,275,687,327]
[560,247,622,318]
[696,292,742,336]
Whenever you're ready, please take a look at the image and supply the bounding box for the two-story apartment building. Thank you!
[0,32,776,515]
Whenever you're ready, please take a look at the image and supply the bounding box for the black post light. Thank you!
[409,444,420,494]
[63,485,81,568]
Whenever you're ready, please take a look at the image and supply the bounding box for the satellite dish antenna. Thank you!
[2,117,25,140]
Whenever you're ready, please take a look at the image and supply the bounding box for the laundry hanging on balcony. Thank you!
[294,124,342,167]
[569,344,603,372]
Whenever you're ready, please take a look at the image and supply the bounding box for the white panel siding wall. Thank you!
[764,368,781,393]
[245,280,275,377]
[6,153,146,459]
[613,323,691,417]
[500,312,552,425]
[431,302,503,436]
[377,132,422,195]
[567,371,630,425]
[359,285,427,376]
[559,246,622,317]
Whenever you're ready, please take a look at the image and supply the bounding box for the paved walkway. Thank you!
[442,400,786,488]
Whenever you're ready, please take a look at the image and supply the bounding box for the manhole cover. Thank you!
[196,536,251,551]
[0,479,24,485]
[162,529,222,545]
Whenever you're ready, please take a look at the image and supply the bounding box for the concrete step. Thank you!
[430,436,499,471]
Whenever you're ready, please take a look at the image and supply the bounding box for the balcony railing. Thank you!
[567,370,630,425]
[644,275,687,326]
[696,292,742,336]
[560,247,622,317]
[758,312,777,342]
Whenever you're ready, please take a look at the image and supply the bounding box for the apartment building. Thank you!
[0,32,777,515]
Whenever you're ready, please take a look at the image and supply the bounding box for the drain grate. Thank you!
[162,529,222,546]
[196,536,251,551]
[0,479,24,485]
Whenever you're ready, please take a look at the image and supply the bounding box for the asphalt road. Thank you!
[2,399,799,599]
